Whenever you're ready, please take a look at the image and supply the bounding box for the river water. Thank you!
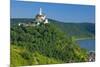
[77,39,95,51]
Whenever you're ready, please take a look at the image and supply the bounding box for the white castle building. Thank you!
[18,8,49,26]
[35,8,48,25]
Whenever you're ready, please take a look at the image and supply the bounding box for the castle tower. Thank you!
[39,8,42,15]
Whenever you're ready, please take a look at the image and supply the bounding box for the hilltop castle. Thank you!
[18,8,49,26]
[35,8,48,25]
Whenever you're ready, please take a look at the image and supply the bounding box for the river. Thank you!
[77,39,95,51]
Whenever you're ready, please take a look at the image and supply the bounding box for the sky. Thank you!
[11,0,95,23]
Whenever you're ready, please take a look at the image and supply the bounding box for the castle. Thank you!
[35,8,48,25]
[18,8,49,26]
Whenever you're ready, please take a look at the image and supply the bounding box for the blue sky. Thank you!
[11,0,95,23]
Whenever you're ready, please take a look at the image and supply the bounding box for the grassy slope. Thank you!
[11,45,63,67]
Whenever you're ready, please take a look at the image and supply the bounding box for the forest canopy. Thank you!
[10,20,90,67]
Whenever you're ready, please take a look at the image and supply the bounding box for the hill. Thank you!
[11,18,95,39]
[10,19,89,67]
[48,19,95,39]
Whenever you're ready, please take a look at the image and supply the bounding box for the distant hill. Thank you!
[48,19,95,39]
[11,18,95,39]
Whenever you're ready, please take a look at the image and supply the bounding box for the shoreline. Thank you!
[75,37,95,41]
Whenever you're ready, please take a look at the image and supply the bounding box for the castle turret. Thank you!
[39,8,42,15]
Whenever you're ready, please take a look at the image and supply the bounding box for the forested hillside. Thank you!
[11,21,89,67]
[11,18,95,39]
[49,19,95,38]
